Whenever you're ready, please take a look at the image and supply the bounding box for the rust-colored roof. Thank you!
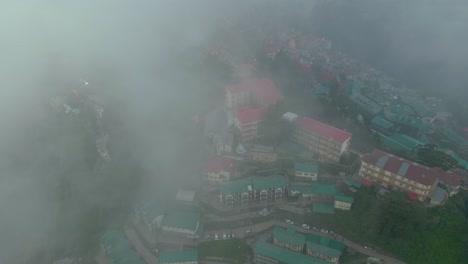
[296,117,352,143]
[361,149,438,186]
[235,106,268,124]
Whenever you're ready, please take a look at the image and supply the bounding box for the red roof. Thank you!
[361,149,438,186]
[202,157,234,174]
[296,117,352,143]
[433,168,461,187]
[235,106,268,124]
[226,78,283,106]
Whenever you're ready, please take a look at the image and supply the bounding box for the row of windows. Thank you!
[360,170,431,196]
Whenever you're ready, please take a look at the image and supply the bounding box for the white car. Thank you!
[223,233,227,239]
[285,219,294,224]
[214,233,219,240]
[320,229,329,234]
[302,224,310,229]
[245,229,253,234]
[231,233,235,238]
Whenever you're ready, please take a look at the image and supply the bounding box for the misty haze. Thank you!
[1,1,467,264]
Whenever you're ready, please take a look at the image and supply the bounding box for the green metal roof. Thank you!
[312,202,335,214]
[162,211,200,231]
[374,132,423,153]
[334,195,354,203]
[343,178,362,188]
[100,230,144,264]
[349,93,383,115]
[273,226,307,248]
[289,184,312,194]
[438,127,468,147]
[371,116,394,130]
[219,178,252,195]
[310,183,337,196]
[159,250,198,263]
[252,175,287,191]
[254,239,333,264]
[295,162,319,174]
[307,234,346,251]
[306,242,342,258]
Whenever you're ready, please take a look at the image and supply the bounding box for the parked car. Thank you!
[330,231,335,235]
[231,233,235,238]
[223,233,227,239]
[320,229,329,234]
[245,229,253,234]
[227,233,231,239]
[214,233,219,240]
[312,226,318,231]
[302,224,310,229]
[205,234,213,239]
[285,219,294,224]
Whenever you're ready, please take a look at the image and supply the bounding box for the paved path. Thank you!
[203,220,406,264]
[124,227,158,264]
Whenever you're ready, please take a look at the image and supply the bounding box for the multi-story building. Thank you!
[159,250,198,264]
[160,211,201,238]
[272,226,307,252]
[218,178,252,207]
[333,195,354,210]
[234,106,268,141]
[201,157,235,184]
[225,78,282,110]
[252,175,287,202]
[294,162,319,181]
[226,78,282,142]
[306,234,346,264]
[360,149,439,201]
[294,117,352,162]
[310,183,337,201]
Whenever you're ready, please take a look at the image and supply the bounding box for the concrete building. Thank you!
[214,130,235,155]
[360,149,439,201]
[334,195,354,210]
[252,175,287,202]
[226,78,282,142]
[306,234,346,264]
[159,250,198,264]
[294,162,319,181]
[234,106,268,141]
[201,157,235,184]
[225,78,282,110]
[160,212,201,238]
[272,226,307,252]
[294,117,352,162]
[218,178,252,206]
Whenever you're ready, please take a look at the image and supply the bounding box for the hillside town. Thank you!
[89,12,468,264]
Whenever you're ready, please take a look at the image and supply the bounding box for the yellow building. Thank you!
[360,150,438,201]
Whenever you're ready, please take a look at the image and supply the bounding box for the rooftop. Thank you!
[431,186,447,204]
[296,117,352,143]
[310,183,337,196]
[289,184,312,194]
[235,106,268,124]
[226,78,282,106]
[201,157,235,174]
[371,116,394,130]
[343,178,362,189]
[159,250,198,264]
[176,189,196,203]
[349,93,383,115]
[361,149,438,186]
[295,162,319,174]
[161,211,200,231]
[307,234,346,251]
[219,178,252,195]
[334,194,354,203]
[273,226,307,248]
[254,239,332,264]
[252,175,287,191]
[312,202,335,214]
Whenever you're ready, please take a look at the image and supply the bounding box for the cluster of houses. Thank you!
[253,226,346,264]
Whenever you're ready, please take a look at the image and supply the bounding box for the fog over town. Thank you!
[1,1,467,264]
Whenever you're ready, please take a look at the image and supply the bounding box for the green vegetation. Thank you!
[199,239,252,264]
[319,187,468,264]
[340,251,368,264]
